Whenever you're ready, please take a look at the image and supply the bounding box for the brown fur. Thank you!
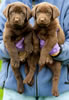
[3,2,33,93]
[32,2,65,96]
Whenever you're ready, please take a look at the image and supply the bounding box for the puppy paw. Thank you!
[52,89,59,97]
[45,55,53,64]
[11,59,20,68]
[39,55,53,66]
[39,56,46,66]
[17,80,24,94]
[19,51,27,62]
[27,79,34,86]
[23,74,33,86]
[18,85,24,94]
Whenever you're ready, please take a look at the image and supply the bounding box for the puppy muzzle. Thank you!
[14,17,20,23]
[37,18,50,27]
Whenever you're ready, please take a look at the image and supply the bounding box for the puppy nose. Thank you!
[40,18,45,22]
[14,17,19,22]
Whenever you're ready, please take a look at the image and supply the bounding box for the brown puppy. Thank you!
[32,2,65,96]
[3,2,33,93]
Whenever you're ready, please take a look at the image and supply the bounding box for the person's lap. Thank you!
[2,88,69,100]
[3,88,36,100]
[38,91,69,100]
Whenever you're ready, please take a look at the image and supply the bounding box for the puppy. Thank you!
[3,2,33,93]
[32,2,65,96]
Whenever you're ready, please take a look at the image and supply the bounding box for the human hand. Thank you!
[49,43,61,57]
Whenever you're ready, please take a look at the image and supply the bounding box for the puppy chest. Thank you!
[37,28,48,40]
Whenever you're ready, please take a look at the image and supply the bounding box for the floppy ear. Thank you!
[52,6,60,19]
[26,6,32,20]
[3,4,12,18]
[32,5,38,19]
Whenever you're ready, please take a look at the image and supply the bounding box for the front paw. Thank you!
[19,51,27,62]
[39,56,46,66]
[26,45,33,54]
[23,73,34,86]
[45,55,53,64]
[11,58,20,68]
[39,55,53,66]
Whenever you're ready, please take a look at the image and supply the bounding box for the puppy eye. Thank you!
[46,12,51,16]
[21,12,25,15]
[10,11,15,15]
[47,10,52,14]
[36,10,40,14]
[22,12,24,15]
[20,12,25,17]
[36,11,40,16]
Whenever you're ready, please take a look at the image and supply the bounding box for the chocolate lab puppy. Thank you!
[3,2,33,93]
[32,2,65,96]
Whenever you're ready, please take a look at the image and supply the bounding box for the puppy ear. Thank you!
[26,6,32,20]
[32,5,38,19]
[3,4,11,18]
[52,6,60,19]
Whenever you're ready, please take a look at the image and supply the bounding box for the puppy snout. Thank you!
[40,18,45,22]
[14,17,20,23]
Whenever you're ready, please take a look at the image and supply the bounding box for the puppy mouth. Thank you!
[37,23,49,27]
[11,20,25,27]
[13,24,24,29]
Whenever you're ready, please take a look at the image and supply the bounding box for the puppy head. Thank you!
[3,2,31,27]
[32,2,60,27]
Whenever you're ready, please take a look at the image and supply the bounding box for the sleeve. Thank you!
[53,5,69,65]
[0,0,16,60]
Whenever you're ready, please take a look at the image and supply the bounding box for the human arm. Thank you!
[0,0,16,60]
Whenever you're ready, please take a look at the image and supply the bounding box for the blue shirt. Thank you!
[0,0,69,96]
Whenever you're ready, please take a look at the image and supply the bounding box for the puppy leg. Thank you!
[4,35,20,68]
[24,32,33,56]
[25,62,34,86]
[23,55,36,86]
[33,32,40,54]
[39,33,57,66]
[57,25,65,45]
[25,63,29,75]
[48,61,61,96]
[12,66,24,94]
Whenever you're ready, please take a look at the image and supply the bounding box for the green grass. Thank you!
[0,60,2,71]
[0,60,3,100]
[0,88,3,100]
